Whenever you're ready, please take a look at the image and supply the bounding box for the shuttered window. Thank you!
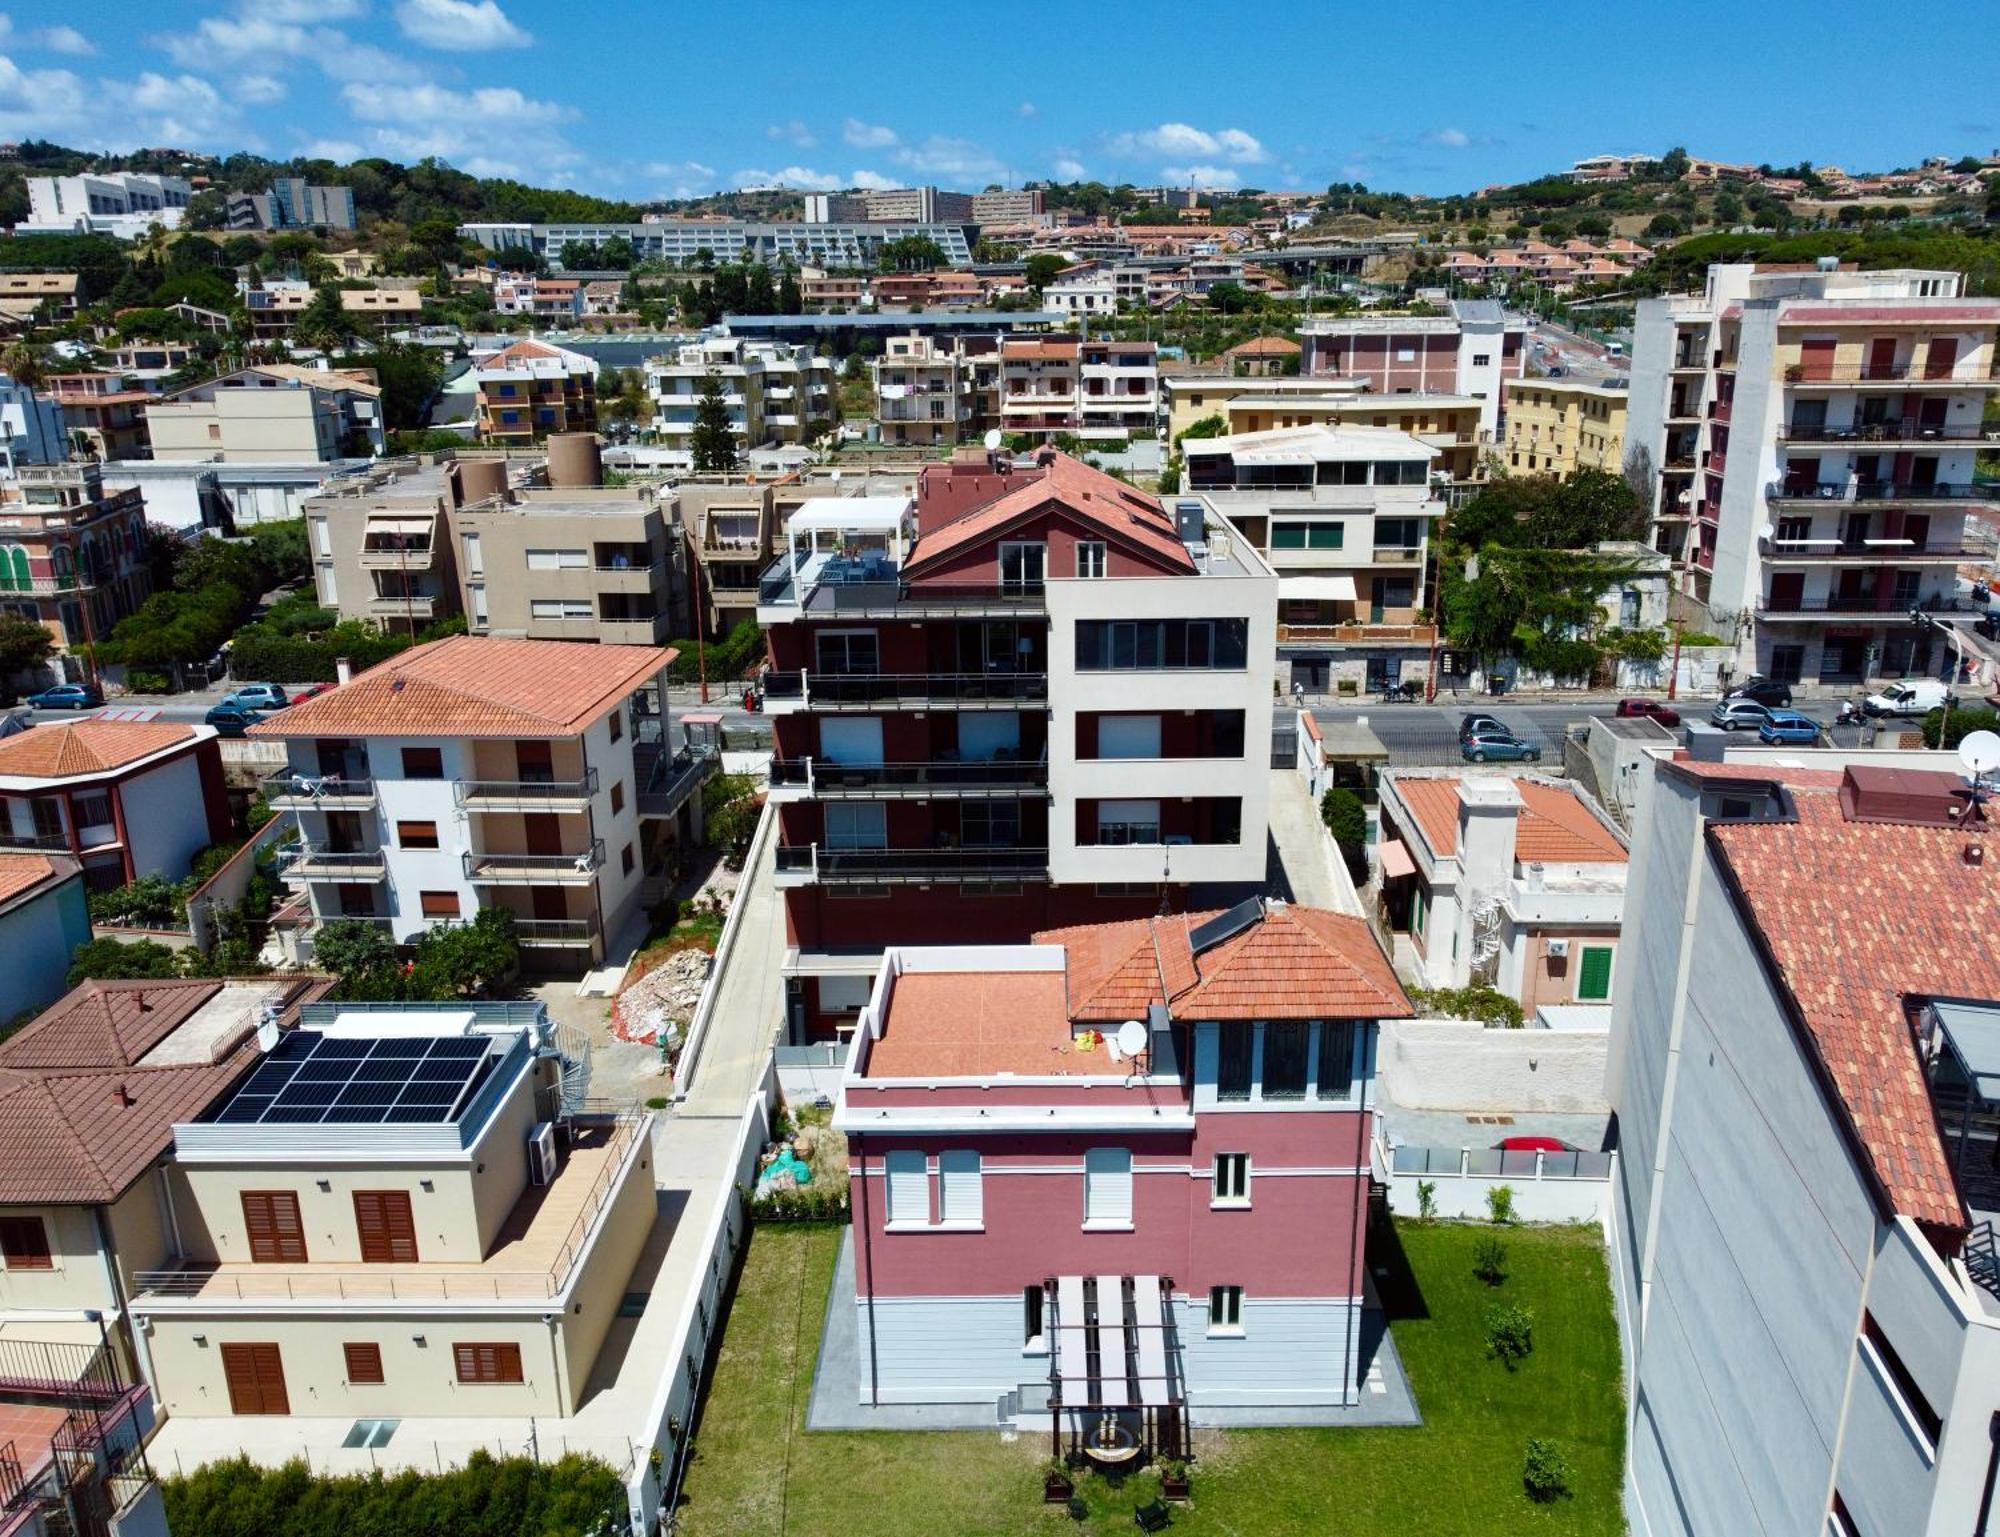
[396,821,439,849]
[343,1343,384,1384]
[241,1191,306,1263]
[352,1191,419,1263]
[1084,1148,1133,1227]
[221,1342,289,1414]
[453,1342,524,1384]
[1216,1023,1252,1102]
[1317,1021,1356,1098]
[938,1151,982,1224]
[884,1150,928,1226]
[0,1215,52,1269]
[1577,946,1615,1002]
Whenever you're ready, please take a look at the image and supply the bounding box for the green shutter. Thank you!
[1577,946,1614,1001]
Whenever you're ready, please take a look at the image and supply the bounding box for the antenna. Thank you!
[1959,729,2000,779]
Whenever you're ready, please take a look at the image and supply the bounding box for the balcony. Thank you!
[367,592,437,619]
[1757,592,1969,619]
[637,742,720,818]
[1762,539,1982,564]
[774,844,1049,886]
[357,541,436,572]
[462,840,604,883]
[761,670,1048,712]
[0,829,72,852]
[1766,480,2000,505]
[1776,421,1986,446]
[1275,622,1433,647]
[514,915,602,948]
[1785,363,1977,386]
[283,843,387,880]
[1708,399,1733,423]
[1370,546,1426,565]
[769,758,1050,800]
[455,771,598,812]
[262,772,375,809]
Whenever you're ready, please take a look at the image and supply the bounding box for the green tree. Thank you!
[336,340,444,431]
[66,938,184,987]
[878,235,947,272]
[1319,787,1369,882]
[1024,252,1068,292]
[777,264,803,314]
[0,612,54,683]
[1173,413,1227,445]
[0,342,48,390]
[309,918,398,979]
[689,370,740,473]
[292,287,357,351]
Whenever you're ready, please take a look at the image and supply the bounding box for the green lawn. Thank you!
[673,1220,1624,1537]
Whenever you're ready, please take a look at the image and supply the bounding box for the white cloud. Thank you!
[766,119,815,148]
[1017,101,1036,118]
[36,25,94,56]
[1161,164,1240,190]
[1426,127,1471,148]
[1110,122,1266,164]
[642,159,719,199]
[891,135,1005,182]
[1050,156,1087,181]
[238,74,286,104]
[153,10,426,84]
[848,169,899,191]
[120,70,243,147]
[0,54,89,142]
[395,0,531,51]
[342,80,573,128]
[301,137,364,162]
[732,165,841,191]
[842,118,898,150]
[262,0,369,20]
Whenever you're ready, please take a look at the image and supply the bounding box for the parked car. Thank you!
[1724,676,1793,709]
[204,704,265,738]
[1757,710,1823,745]
[1462,729,1541,763]
[1710,699,1773,732]
[288,681,338,703]
[221,682,289,712]
[25,683,103,711]
[1614,698,1682,727]
[1496,1136,1579,1153]
[1459,712,1507,741]
[1862,679,1952,719]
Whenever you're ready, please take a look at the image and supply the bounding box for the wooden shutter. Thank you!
[241,1191,306,1263]
[221,1342,289,1415]
[453,1342,524,1384]
[352,1191,418,1264]
[883,1150,928,1226]
[343,1342,384,1384]
[0,1215,52,1270]
[938,1151,982,1224]
[1578,947,1614,1002]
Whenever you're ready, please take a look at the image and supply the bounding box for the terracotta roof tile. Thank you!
[1711,788,2000,1230]
[1389,776,1625,864]
[0,720,198,779]
[0,854,61,906]
[249,635,676,741]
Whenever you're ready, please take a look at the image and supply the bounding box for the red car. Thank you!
[1495,1135,1575,1153]
[1614,698,1681,727]
[290,681,339,702]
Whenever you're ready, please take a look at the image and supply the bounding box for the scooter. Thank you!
[1834,699,1863,727]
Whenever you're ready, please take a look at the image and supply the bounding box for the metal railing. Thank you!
[1767,479,2000,503]
[0,829,71,852]
[0,1338,124,1403]
[455,770,599,808]
[514,916,601,945]
[761,670,1048,707]
[283,843,388,878]
[262,772,374,806]
[1763,540,1983,561]
[462,839,605,880]
[770,758,1049,793]
[638,742,719,817]
[1758,593,1968,616]
[775,844,1049,882]
[1777,421,1985,444]
[1389,1143,1614,1180]
[1784,363,1973,384]
[131,1108,646,1303]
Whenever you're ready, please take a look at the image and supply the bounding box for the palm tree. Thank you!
[0,342,48,391]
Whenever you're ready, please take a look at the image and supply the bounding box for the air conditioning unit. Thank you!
[527,1122,558,1186]
[1545,939,1570,959]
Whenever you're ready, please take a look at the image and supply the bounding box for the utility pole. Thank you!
[1666,612,1685,702]
[687,525,708,704]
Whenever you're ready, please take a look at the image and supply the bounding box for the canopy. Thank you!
[1280,574,1359,601]
[1377,838,1416,880]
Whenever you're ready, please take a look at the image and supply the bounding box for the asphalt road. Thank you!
[1528,319,1627,384]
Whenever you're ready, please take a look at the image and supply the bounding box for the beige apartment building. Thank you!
[871,332,968,448]
[307,457,466,635]
[454,485,681,646]
[1501,376,1629,476]
[148,365,387,463]
[1183,382,1489,494]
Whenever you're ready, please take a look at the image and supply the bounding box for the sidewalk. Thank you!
[1265,769,1363,917]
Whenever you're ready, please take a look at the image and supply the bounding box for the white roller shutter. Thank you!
[1084,1148,1132,1226]
[1097,715,1161,759]
[938,1150,982,1223]
[884,1150,928,1225]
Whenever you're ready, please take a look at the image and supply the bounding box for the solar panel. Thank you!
[369,1040,429,1059]
[1189,896,1264,955]
[264,1104,329,1123]
[270,1033,318,1061]
[243,1064,299,1095]
[426,1038,488,1061]
[211,1029,499,1128]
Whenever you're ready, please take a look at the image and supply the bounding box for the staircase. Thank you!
[553,1020,594,1118]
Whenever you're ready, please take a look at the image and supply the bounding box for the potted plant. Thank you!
[1159,1458,1191,1501]
[1043,1456,1074,1504]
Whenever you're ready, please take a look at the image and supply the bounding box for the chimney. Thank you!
[112,1083,133,1108]
[335,656,353,686]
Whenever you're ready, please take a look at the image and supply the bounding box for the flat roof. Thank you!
[867,970,1104,1079]
[206,1029,502,1129]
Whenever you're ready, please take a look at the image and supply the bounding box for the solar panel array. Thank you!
[1189,896,1264,956]
[214,1031,498,1127]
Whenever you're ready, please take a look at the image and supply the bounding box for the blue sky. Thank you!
[7,0,2000,202]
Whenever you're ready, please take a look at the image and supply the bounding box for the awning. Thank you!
[1377,838,1415,879]
[1280,574,1359,601]
[362,515,437,535]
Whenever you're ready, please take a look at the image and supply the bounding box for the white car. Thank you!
[1863,680,1952,718]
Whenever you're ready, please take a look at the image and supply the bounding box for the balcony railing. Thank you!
[1777,421,1986,445]
[366,592,437,618]
[775,844,1049,883]
[514,915,601,946]
[262,772,374,808]
[0,829,71,852]
[770,758,1050,795]
[1763,540,1983,562]
[282,844,387,879]
[455,771,598,810]
[1758,593,1969,616]
[1767,480,2000,504]
[761,670,1049,707]
[462,840,605,881]
[357,542,436,571]
[1785,363,1973,384]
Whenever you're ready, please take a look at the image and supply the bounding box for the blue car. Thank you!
[1757,709,1821,745]
[26,683,103,711]
[204,704,265,738]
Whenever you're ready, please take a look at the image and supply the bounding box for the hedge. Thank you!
[664,618,762,684]
[228,616,467,684]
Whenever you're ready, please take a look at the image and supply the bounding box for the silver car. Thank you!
[1709,699,1772,732]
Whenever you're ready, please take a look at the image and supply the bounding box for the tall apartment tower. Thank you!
[755,449,1277,1044]
[1627,262,1999,690]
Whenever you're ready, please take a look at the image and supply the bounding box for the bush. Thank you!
[1522,1438,1573,1503]
[66,937,184,987]
[1473,1234,1509,1285]
[1486,1184,1517,1225]
[665,617,763,685]
[1409,983,1525,1030]
[1416,1179,1437,1222]
[124,668,173,694]
[1922,704,1999,750]
[324,908,522,1002]
[1484,1303,1535,1370]
[89,875,187,929]
[1319,786,1368,881]
[746,1180,851,1223]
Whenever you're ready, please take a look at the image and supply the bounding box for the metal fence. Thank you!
[1389,1143,1614,1180]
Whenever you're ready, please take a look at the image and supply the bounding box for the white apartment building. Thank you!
[253,636,682,972]
[22,173,191,239]
[460,220,975,269]
[1627,262,2000,690]
[646,337,833,471]
[1182,425,1442,692]
[1078,339,1159,441]
[871,332,968,448]
[1298,299,1529,441]
[1042,270,1118,317]
[1608,754,2000,1537]
[148,365,387,464]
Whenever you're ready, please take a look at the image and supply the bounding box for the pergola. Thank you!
[1044,1273,1188,1465]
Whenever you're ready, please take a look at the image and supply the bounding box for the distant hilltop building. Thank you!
[226,178,358,232]
[19,173,191,240]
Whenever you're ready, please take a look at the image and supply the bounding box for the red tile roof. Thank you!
[868,971,1087,1078]
[1389,776,1625,864]
[902,452,1195,578]
[249,635,676,741]
[0,720,198,780]
[1780,305,2000,324]
[0,853,63,907]
[1710,784,2000,1231]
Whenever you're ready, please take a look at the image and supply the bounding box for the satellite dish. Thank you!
[983,428,1003,452]
[1959,730,2000,777]
[1115,1020,1149,1061]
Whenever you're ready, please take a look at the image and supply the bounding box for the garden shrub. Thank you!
[124,668,172,694]
[1473,1235,1509,1285]
[1522,1438,1573,1502]
[89,875,187,929]
[1484,1303,1535,1370]
[1486,1183,1517,1225]
[1416,1179,1437,1222]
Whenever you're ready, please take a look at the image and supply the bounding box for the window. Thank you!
[0,1215,51,1270]
[529,599,593,621]
[241,1191,307,1263]
[1576,946,1615,1002]
[525,548,587,570]
[461,532,483,577]
[1075,541,1106,579]
[960,799,1020,848]
[825,801,887,850]
[1208,1285,1244,1334]
[1317,1020,1356,1098]
[999,541,1046,594]
[312,519,332,558]
[939,1150,982,1225]
[1083,1147,1133,1228]
[353,1191,418,1264]
[621,843,635,875]
[1096,715,1162,759]
[1860,1313,1941,1452]
[884,1149,928,1226]
[342,1343,383,1384]
[1471,353,1491,367]
[610,781,626,815]
[608,709,623,743]
[419,891,460,919]
[453,1343,524,1384]
[1075,618,1249,671]
[1216,1023,1252,1102]
[396,821,439,850]
[1213,1153,1249,1206]
[402,747,443,780]
[1023,1286,1046,1353]
[1095,799,1160,845]
[815,630,880,675]
[1262,1021,1309,1100]
[468,585,488,628]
